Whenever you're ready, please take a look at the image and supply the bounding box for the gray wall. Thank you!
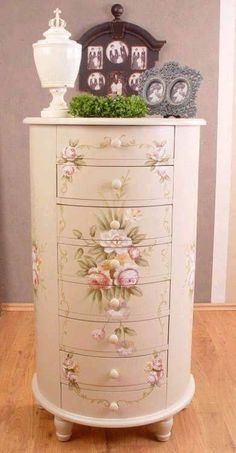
[0,0,220,303]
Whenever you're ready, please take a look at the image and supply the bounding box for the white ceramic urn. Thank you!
[33,8,82,117]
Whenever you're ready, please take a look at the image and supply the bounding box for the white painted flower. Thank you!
[116,340,135,357]
[62,162,76,177]
[62,146,78,161]
[105,300,130,320]
[99,229,132,254]
[124,208,143,223]
[111,137,122,148]
[149,141,169,162]
[155,168,170,182]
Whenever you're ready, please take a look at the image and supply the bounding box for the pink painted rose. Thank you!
[99,229,132,255]
[66,371,80,386]
[91,327,105,341]
[62,146,77,161]
[116,340,135,357]
[87,267,112,289]
[113,263,139,287]
[152,357,163,372]
[128,246,140,261]
[63,356,74,372]
[147,371,159,385]
[62,162,76,177]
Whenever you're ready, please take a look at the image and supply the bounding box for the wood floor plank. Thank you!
[0,311,236,452]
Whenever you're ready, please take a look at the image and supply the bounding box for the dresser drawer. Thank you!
[58,242,171,285]
[59,280,170,322]
[60,350,167,387]
[61,381,167,419]
[57,164,173,206]
[59,317,168,356]
[57,204,172,247]
[57,125,174,166]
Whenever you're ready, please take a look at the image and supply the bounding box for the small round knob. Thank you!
[111,4,124,21]
[109,368,120,379]
[112,179,122,190]
[109,401,119,411]
[108,334,119,344]
[110,219,120,229]
[109,298,120,309]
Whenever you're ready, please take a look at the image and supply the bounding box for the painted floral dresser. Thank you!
[24,117,205,442]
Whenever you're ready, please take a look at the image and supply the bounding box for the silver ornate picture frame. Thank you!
[139,62,202,117]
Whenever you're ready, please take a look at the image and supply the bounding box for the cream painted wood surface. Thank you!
[1,311,235,452]
[27,118,204,441]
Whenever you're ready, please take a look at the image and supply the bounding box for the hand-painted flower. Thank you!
[150,142,169,162]
[187,269,195,293]
[87,267,112,289]
[113,263,139,287]
[32,269,39,290]
[155,168,170,182]
[105,300,130,320]
[99,229,132,255]
[62,146,77,161]
[66,371,80,386]
[152,357,163,371]
[62,356,75,372]
[91,327,106,341]
[147,370,159,385]
[124,208,143,223]
[128,246,140,261]
[62,162,76,177]
[116,340,135,357]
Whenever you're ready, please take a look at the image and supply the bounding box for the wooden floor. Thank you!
[0,311,236,453]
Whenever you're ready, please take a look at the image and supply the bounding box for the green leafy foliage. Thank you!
[68,94,148,118]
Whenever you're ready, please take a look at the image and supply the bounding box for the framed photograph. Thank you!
[106,41,129,64]
[88,72,105,91]
[78,4,166,95]
[168,78,190,105]
[139,62,202,117]
[131,46,147,70]
[87,46,103,70]
[108,72,126,96]
[128,72,142,92]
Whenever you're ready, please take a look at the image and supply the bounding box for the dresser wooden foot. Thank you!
[54,416,73,442]
[149,417,174,442]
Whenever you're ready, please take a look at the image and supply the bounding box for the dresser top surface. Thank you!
[23,117,206,126]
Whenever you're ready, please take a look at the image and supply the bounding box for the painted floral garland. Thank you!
[62,351,165,408]
[32,241,43,296]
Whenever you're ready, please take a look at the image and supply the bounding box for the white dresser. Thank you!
[24,117,205,442]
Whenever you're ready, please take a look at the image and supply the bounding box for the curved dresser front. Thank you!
[25,117,205,441]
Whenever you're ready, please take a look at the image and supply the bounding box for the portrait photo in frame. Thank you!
[139,62,202,117]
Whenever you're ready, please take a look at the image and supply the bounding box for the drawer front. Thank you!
[61,382,167,419]
[59,317,168,356]
[57,125,174,166]
[58,204,172,246]
[59,280,170,322]
[58,242,171,285]
[60,350,167,387]
[57,165,173,206]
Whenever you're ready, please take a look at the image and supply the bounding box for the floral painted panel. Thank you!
[62,351,165,408]
[32,241,44,297]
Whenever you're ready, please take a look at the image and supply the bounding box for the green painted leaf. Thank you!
[129,286,143,296]
[89,225,97,237]
[73,229,83,239]
[114,327,122,338]
[75,248,84,259]
[123,327,137,336]
[135,257,149,267]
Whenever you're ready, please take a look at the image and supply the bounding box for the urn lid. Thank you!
[33,8,77,46]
